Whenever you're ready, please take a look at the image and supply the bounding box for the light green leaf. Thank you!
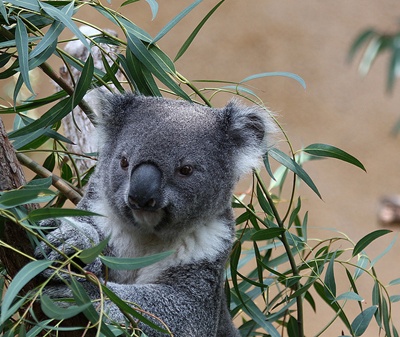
[78,238,109,264]
[174,0,224,61]
[251,228,285,241]
[351,306,378,336]
[354,253,369,280]
[358,35,382,76]
[390,295,400,303]
[145,0,159,20]
[352,229,392,257]
[151,0,203,44]
[1,260,52,324]
[389,277,400,286]
[371,233,397,268]
[15,17,34,95]
[303,143,366,171]
[101,251,173,270]
[348,29,376,62]
[30,20,64,59]
[335,291,364,302]
[7,0,40,11]
[268,148,321,199]
[240,72,306,90]
[40,294,92,320]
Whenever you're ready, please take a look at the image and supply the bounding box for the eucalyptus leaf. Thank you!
[335,291,364,302]
[40,294,92,320]
[303,143,366,171]
[251,228,285,241]
[240,72,306,90]
[78,238,109,264]
[0,188,55,209]
[1,260,52,325]
[268,148,321,199]
[352,229,392,257]
[100,250,173,270]
[351,306,378,337]
[28,208,102,222]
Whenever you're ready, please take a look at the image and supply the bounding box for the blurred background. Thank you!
[2,1,400,335]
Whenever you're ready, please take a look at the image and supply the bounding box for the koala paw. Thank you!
[35,221,102,279]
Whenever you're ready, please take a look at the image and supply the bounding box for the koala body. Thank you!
[39,94,275,337]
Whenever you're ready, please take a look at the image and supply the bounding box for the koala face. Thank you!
[95,94,274,236]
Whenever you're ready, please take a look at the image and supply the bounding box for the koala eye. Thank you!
[178,165,193,177]
[120,156,129,170]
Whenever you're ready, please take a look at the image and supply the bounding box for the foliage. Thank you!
[0,0,399,336]
[349,25,400,134]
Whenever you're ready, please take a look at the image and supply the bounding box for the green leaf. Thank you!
[151,0,203,44]
[240,72,306,90]
[348,29,376,62]
[387,37,400,93]
[30,20,64,59]
[256,184,274,216]
[389,277,400,286]
[0,188,55,209]
[40,294,92,320]
[324,251,337,301]
[287,315,300,337]
[78,238,109,264]
[352,229,392,257]
[390,295,400,303]
[39,1,91,50]
[174,0,224,61]
[100,250,173,270]
[251,228,285,241]
[335,291,364,302]
[7,0,40,11]
[125,32,190,100]
[358,35,382,76]
[1,260,52,325]
[73,55,94,106]
[268,148,321,199]
[15,17,34,95]
[354,253,369,280]
[0,0,9,25]
[351,306,378,336]
[28,208,102,222]
[145,0,159,20]
[303,143,366,171]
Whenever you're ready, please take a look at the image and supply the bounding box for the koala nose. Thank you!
[128,163,162,211]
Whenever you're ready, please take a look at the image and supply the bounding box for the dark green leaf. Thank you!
[28,208,102,222]
[287,315,300,337]
[1,260,52,324]
[100,250,173,270]
[0,188,55,209]
[348,29,376,62]
[256,184,274,216]
[240,72,306,90]
[40,294,92,320]
[39,1,91,50]
[15,17,34,95]
[174,0,224,61]
[151,0,202,44]
[72,55,94,106]
[351,306,378,336]
[251,228,285,241]
[78,238,109,264]
[263,154,276,181]
[324,251,337,301]
[268,148,321,199]
[0,0,9,24]
[303,143,366,171]
[352,229,392,257]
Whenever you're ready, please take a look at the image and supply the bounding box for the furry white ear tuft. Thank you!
[222,100,277,178]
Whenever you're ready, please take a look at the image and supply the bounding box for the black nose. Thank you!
[128,163,162,210]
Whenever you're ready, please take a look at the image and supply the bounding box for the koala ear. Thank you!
[221,100,277,178]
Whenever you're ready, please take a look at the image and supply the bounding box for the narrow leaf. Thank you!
[352,229,392,257]
[15,17,34,95]
[324,251,337,301]
[0,188,55,209]
[145,0,159,20]
[174,0,224,61]
[41,294,91,320]
[351,306,378,336]
[348,29,376,62]
[335,291,364,302]
[151,0,203,44]
[240,72,306,90]
[28,208,102,222]
[78,238,109,264]
[303,143,366,171]
[1,260,52,324]
[100,251,173,270]
[251,228,285,241]
[268,148,321,199]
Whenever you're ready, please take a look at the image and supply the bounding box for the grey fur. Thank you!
[36,94,275,337]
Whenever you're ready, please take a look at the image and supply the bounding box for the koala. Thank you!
[37,93,275,337]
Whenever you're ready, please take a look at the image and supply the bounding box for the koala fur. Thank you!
[37,94,275,337]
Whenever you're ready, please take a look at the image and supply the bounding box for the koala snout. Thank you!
[128,163,162,211]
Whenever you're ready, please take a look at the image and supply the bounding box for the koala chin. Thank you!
[37,93,276,337]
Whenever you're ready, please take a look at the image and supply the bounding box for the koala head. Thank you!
[95,94,275,236]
